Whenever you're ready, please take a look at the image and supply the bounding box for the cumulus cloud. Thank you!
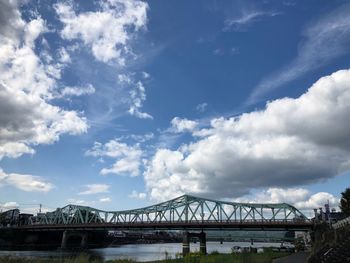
[0,0,24,42]
[55,0,148,64]
[295,192,339,210]
[235,188,339,211]
[144,69,350,201]
[0,1,88,160]
[78,184,110,195]
[0,168,54,192]
[86,139,143,177]
[249,2,350,103]
[129,190,147,200]
[0,201,19,210]
[171,117,198,133]
[58,47,71,63]
[53,1,151,123]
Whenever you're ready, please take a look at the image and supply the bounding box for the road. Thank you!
[273,252,309,263]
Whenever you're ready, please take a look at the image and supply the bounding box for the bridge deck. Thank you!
[10,221,313,231]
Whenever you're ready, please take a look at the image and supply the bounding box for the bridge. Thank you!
[3,195,313,254]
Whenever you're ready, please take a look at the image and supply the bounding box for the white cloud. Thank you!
[21,206,51,215]
[142,71,150,79]
[128,81,153,119]
[99,197,112,202]
[0,142,35,160]
[249,2,350,103]
[0,1,88,160]
[60,84,95,97]
[129,190,147,200]
[234,187,339,212]
[67,198,89,206]
[145,69,350,201]
[58,47,71,63]
[53,1,151,124]
[78,184,110,195]
[196,103,208,113]
[87,139,143,177]
[295,192,339,210]
[224,9,280,31]
[0,0,25,42]
[0,202,51,214]
[24,17,47,46]
[118,74,153,119]
[0,168,54,192]
[128,133,154,143]
[0,201,19,210]
[55,0,148,64]
[171,117,198,133]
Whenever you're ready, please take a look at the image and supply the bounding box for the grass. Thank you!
[146,250,290,263]
[0,250,290,263]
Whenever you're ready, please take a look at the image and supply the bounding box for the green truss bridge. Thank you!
[8,195,313,253]
[22,194,312,230]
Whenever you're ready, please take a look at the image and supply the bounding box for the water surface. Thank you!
[0,242,286,262]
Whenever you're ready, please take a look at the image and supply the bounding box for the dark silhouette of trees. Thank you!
[340,187,350,216]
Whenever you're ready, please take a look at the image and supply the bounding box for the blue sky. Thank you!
[1,0,350,216]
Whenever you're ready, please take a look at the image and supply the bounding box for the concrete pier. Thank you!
[60,230,89,249]
[80,232,88,249]
[182,231,207,256]
[182,231,190,256]
[60,230,68,249]
[199,231,207,255]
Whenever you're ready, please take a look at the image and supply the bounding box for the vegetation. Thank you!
[308,223,350,263]
[293,236,306,252]
[340,187,350,216]
[155,250,290,263]
[0,250,290,263]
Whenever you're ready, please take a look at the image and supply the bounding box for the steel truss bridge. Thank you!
[20,195,311,231]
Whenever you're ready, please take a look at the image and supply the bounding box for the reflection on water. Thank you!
[0,242,284,262]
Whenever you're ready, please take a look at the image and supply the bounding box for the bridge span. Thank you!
[4,195,313,254]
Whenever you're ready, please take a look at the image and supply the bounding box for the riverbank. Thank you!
[0,250,290,263]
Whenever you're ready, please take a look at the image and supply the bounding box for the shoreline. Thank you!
[0,250,292,263]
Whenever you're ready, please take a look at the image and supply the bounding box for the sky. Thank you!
[1,0,350,217]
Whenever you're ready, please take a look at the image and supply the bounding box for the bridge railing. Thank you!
[27,218,308,226]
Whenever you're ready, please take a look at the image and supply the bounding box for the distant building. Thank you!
[312,204,346,224]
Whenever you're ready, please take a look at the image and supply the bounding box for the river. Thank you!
[0,242,288,262]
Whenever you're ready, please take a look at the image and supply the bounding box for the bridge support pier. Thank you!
[199,231,206,255]
[182,232,190,256]
[182,231,207,256]
[61,230,68,250]
[60,230,89,250]
[80,232,88,249]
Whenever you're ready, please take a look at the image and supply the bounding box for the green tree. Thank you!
[340,187,350,216]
